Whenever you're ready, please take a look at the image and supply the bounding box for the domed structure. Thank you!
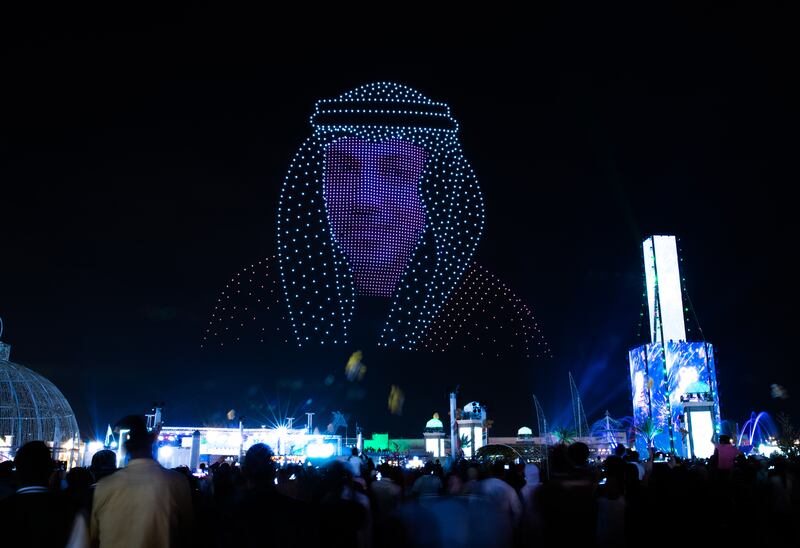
[423,413,446,458]
[425,416,444,431]
[0,341,80,463]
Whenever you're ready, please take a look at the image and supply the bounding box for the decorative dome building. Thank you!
[423,413,446,458]
[0,338,80,464]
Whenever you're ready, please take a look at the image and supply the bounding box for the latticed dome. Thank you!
[0,342,80,461]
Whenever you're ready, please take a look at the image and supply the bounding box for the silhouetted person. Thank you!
[433,459,444,479]
[520,463,543,548]
[90,415,193,547]
[60,447,120,544]
[711,434,741,473]
[87,449,116,510]
[62,465,95,546]
[471,461,522,532]
[0,441,73,547]
[65,466,93,515]
[370,462,402,547]
[410,461,442,497]
[624,449,644,481]
[348,446,363,478]
[316,460,371,548]
[538,443,597,546]
[229,443,311,547]
[90,450,117,484]
[567,441,590,468]
[210,462,235,507]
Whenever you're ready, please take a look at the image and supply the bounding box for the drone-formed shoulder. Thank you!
[201,257,285,348]
[420,262,551,360]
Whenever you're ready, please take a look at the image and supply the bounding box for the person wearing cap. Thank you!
[90,416,193,547]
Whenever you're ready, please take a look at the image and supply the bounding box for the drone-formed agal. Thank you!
[277,83,485,349]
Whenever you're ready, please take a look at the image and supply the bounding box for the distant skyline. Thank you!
[1,6,797,438]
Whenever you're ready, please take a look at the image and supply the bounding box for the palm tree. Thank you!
[553,426,576,445]
[635,417,663,449]
[776,413,800,459]
[459,433,472,457]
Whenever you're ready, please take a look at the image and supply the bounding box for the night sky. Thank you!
[2,7,798,440]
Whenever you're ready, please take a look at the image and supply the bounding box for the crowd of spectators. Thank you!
[0,419,797,547]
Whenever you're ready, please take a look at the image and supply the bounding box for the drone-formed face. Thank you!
[323,137,427,297]
[276,82,484,348]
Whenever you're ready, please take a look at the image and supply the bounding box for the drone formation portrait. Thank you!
[204,82,550,357]
[1,7,798,547]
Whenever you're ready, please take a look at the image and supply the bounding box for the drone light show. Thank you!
[276,82,485,350]
[203,258,550,360]
[203,82,548,360]
[421,263,550,359]
[323,137,428,298]
[201,259,287,347]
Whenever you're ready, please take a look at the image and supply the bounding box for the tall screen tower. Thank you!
[644,235,686,345]
[629,235,721,458]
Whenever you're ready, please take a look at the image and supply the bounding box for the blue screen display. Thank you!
[629,341,719,457]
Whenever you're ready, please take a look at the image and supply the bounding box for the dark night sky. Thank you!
[2,6,798,439]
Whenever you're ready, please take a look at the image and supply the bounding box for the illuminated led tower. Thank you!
[643,235,686,345]
[629,235,721,458]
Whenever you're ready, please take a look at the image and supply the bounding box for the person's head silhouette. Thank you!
[14,441,54,487]
[242,443,276,487]
[116,415,156,460]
